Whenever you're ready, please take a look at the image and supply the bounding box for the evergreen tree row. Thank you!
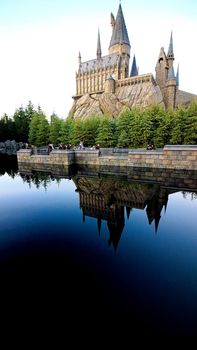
[0,100,197,148]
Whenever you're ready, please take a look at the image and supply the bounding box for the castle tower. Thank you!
[166,65,176,108]
[108,4,131,79]
[155,32,177,108]
[155,47,168,91]
[105,75,115,93]
[176,64,179,89]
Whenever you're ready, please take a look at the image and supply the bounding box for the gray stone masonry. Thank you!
[17,145,197,171]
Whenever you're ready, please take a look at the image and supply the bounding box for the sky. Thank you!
[0,0,196,119]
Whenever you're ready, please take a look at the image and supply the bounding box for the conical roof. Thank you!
[130,54,138,76]
[97,29,102,59]
[109,4,130,48]
[167,31,174,59]
[167,65,176,80]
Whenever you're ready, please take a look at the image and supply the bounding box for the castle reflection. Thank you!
[73,176,171,249]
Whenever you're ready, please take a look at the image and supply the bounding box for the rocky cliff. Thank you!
[70,80,165,119]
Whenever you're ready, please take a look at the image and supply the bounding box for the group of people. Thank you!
[58,143,71,150]
[78,142,100,150]
[47,140,154,155]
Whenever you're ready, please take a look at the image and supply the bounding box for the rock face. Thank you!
[0,140,23,155]
[70,81,165,120]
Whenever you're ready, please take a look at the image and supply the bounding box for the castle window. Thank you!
[159,58,163,63]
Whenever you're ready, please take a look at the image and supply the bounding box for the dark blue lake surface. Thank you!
[1,155,197,336]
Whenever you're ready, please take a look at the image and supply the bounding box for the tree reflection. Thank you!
[0,154,18,178]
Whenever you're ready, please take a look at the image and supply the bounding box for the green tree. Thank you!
[36,113,50,146]
[128,112,142,147]
[96,116,117,147]
[0,114,15,141]
[117,130,130,148]
[28,113,40,145]
[183,100,197,144]
[117,108,132,147]
[153,110,173,147]
[59,118,73,145]
[82,117,100,147]
[49,113,62,146]
[170,104,187,144]
[71,119,84,146]
[13,101,35,142]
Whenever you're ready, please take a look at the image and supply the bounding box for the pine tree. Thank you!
[28,113,40,145]
[36,114,50,146]
[96,116,117,147]
[59,118,73,145]
[49,113,62,146]
[82,117,100,147]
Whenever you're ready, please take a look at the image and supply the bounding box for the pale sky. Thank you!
[0,0,196,119]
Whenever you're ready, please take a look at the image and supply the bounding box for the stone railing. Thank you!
[17,145,197,172]
[17,149,100,170]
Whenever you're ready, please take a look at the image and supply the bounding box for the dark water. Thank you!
[1,155,197,336]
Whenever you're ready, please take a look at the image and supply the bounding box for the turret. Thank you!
[105,75,115,93]
[166,65,176,108]
[155,47,168,91]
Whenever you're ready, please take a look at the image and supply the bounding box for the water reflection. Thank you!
[1,155,197,335]
[15,161,197,250]
[74,177,169,249]
[0,154,18,177]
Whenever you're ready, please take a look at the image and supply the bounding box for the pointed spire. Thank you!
[167,65,176,80]
[154,214,161,234]
[110,12,115,31]
[97,29,102,60]
[78,51,81,66]
[126,207,131,219]
[97,217,102,236]
[109,4,130,48]
[167,31,174,59]
[130,54,138,77]
[176,64,179,86]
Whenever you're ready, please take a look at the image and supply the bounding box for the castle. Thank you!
[71,4,196,119]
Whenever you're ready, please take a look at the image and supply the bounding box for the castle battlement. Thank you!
[115,74,156,89]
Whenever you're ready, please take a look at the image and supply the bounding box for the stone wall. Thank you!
[128,145,197,170]
[17,149,100,169]
[17,145,197,173]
